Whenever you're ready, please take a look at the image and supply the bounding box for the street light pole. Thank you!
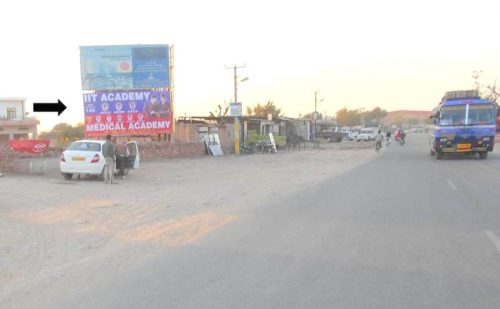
[314,90,321,142]
[234,66,238,109]
[314,91,317,141]
[226,64,246,156]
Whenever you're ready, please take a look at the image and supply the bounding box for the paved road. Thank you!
[23,135,500,308]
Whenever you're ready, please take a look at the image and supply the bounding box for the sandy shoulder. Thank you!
[0,144,376,306]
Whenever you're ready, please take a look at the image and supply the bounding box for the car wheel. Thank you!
[62,173,73,180]
[97,167,105,181]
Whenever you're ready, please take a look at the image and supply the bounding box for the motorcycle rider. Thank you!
[394,129,401,142]
[400,129,406,142]
[394,128,406,145]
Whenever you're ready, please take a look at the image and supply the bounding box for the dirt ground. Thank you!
[0,142,376,307]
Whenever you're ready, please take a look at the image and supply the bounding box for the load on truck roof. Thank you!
[441,89,480,102]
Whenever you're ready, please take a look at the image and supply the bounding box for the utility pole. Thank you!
[226,64,245,156]
[314,90,320,142]
[359,108,365,126]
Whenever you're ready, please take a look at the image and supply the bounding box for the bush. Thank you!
[274,136,286,146]
[247,130,285,146]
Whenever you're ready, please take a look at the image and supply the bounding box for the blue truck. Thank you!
[429,90,499,160]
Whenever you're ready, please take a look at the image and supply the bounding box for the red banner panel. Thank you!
[9,140,50,154]
[84,113,173,137]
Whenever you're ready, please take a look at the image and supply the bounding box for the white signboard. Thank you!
[230,102,242,117]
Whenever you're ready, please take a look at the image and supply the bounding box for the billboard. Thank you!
[80,45,170,90]
[83,90,173,137]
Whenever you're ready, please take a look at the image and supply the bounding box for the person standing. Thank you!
[102,134,116,184]
[375,130,384,153]
[115,138,129,179]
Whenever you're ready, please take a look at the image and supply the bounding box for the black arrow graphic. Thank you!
[33,99,67,116]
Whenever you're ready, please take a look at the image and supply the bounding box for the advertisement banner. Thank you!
[83,90,173,137]
[9,140,50,154]
[80,45,170,90]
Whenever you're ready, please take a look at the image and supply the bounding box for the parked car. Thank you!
[356,128,378,141]
[319,130,344,142]
[60,139,140,180]
[351,129,360,140]
[338,127,357,141]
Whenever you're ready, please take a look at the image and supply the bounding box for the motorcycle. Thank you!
[395,135,405,145]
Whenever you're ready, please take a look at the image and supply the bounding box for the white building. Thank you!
[0,97,39,143]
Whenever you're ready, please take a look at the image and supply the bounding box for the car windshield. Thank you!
[67,142,101,152]
[439,105,466,126]
[467,104,496,125]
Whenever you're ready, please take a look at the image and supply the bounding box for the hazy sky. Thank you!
[1,0,500,131]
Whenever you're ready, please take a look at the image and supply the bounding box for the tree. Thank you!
[246,101,282,118]
[472,70,499,103]
[302,112,324,120]
[336,108,361,126]
[364,107,388,125]
[209,104,229,118]
[40,123,84,146]
[406,118,421,125]
[485,82,499,104]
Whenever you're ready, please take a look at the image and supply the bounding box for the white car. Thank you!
[60,139,140,180]
[337,128,354,141]
[356,128,378,141]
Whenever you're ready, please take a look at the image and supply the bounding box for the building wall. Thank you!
[172,122,235,153]
[0,98,38,142]
[290,120,311,140]
[0,99,25,120]
[0,120,38,142]
[172,122,199,143]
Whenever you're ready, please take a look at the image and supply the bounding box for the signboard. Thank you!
[80,45,170,90]
[9,140,49,154]
[83,90,173,137]
[312,111,319,120]
[230,102,242,117]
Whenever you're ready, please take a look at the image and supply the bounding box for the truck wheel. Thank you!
[437,152,444,160]
[430,149,435,156]
[62,173,73,180]
[479,152,488,159]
